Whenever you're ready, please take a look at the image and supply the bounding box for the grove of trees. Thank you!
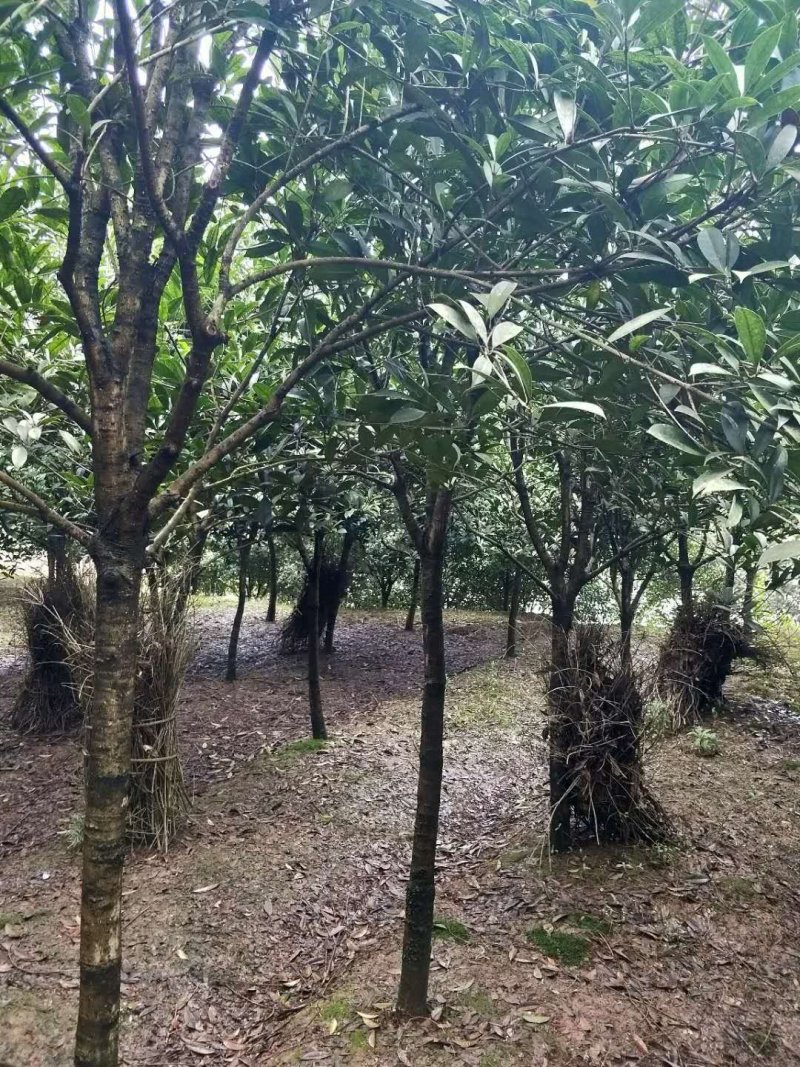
[2,1,800,1064]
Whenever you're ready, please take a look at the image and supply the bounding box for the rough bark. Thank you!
[75,529,145,1067]
[505,564,522,658]
[266,531,278,623]
[225,527,256,682]
[307,529,327,740]
[396,488,451,1017]
[405,557,420,632]
[548,592,576,854]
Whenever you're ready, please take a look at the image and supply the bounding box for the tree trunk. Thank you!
[619,564,635,675]
[677,532,694,615]
[548,593,576,854]
[266,531,278,623]
[501,567,511,612]
[324,526,356,654]
[226,532,254,683]
[396,491,451,1017]
[307,529,327,740]
[405,557,420,632]
[380,576,394,609]
[505,564,522,658]
[721,558,736,615]
[742,564,756,633]
[75,532,145,1067]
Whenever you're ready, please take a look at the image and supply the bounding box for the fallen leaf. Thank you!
[522,1013,550,1025]
[192,883,219,894]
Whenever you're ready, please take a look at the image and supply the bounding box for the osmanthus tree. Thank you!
[0,1,568,1059]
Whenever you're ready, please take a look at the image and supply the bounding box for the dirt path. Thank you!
[1,608,800,1066]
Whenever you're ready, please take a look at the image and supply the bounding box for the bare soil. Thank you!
[1,603,799,1067]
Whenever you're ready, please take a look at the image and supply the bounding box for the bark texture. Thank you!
[396,487,451,1017]
[307,529,327,740]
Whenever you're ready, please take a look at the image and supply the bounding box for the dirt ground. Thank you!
[1,600,799,1067]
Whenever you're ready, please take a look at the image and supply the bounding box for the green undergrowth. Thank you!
[526,926,589,966]
[448,661,539,729]
[276,738,328,762]
[433,916,471,943]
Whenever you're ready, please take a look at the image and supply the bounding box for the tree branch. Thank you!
[0,470,92,546]
[0,97,73,190]
[0,359,93,435]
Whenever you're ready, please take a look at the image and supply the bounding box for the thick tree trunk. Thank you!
[225,533,254,683]
[324,527,356,654]
[266,531,278,623]
[405,557,420,632]
[396,492,451,1017]
[505,564,522,658]
[548,593,576,854]
[307,530,327,740]
[75,532,145,1067]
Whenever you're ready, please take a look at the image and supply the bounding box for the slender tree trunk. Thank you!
[75,531,145,1067]
[396,491,451,1017]
[505,564,522,658]
[722,558,736,615]
[619,565,635,675]
[677,532,694,615]
[405,557,420,632]
[742,564,756,633]
[226,531,254,682]
[266,531,278,623]
[307,529,327,740]
[501,567,511,612]
[324,527,356,654]
[548,593,576,854]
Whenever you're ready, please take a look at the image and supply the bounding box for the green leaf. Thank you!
[389,406,428,424]
[458,301,488,344]
[703,35,737,86]
[428,302,476,341]
[768,445,788,503]
[766,124,797,170]
[0,186,27,224]
[11,444,27,468]
[59,429,82,453]
[543,401,606,419]
[759,538,800,566]
[607,307,670,343]
[719,405,748,453]
[697,227,738,271]
[484,281,517,319]
[496,347,532,400]
[734,307,766,364]
[692,469,748,497]
[553,91,576,142]
[490,321,523,348]
[646,423,704,456]
[745,24,782,92]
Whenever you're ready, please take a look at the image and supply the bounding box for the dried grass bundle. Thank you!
[551,624,671,846]
[62,567,194,851]
[656,603,766,730]
[278,559,342,655]
[11,563,89,734]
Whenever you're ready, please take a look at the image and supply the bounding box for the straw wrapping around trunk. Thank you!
[656,603,765,730]
[11,564,89,734]
[550,624,671,846]
[61,568,194,851]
